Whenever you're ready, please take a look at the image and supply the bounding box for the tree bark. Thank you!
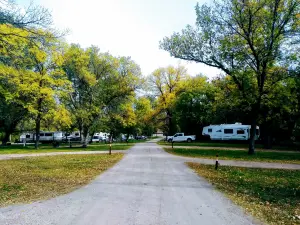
[82,126,89,148]
[35,97,43,149]
[35,116,41,149]
[248,119,256,155]
[167,110,173,136]
[1,131,11,146]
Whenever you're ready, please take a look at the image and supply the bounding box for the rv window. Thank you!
[75,133,79,136]
[237,130,245,134]
[26,135,30,138]
[224,129,233,134]
[40,133,45,136]
[45,133,53,137]
[216,130,221,132]
[208,129,212,133]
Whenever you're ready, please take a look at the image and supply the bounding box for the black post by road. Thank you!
[172,141,174,149]
[215,154,219,170]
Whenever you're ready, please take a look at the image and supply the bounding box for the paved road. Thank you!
[182,155,300,170]
[0,142,258,225]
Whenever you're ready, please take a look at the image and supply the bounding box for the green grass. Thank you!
[187,163,300,225]
[0,143,133,154]
[159,141,300,151]
[0,154,123,206]
[158,141,264,148]
[165,148,300,164]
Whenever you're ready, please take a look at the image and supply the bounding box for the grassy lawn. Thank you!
[158,141,263,148]
[187,163,300,225]
[159,141,299,151]
[0,143,133,154]
[165,148,300,164]
[0,154,123,207]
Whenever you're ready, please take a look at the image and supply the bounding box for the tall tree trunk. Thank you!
[35,98,42,149]
[1,131,11,146]
[248,119,256,155]
[35,116,41,149]
[82,126,89,148]
[167,110,173,136]
[249,97,262,154]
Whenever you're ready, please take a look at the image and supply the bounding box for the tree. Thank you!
[0,98,27,145]
[160,0,300,154]
[148,65,188,136]
[0,0,60,50]
[173,75,216,138]
[28,39,71,149]
[105,98,137,141]
[134,97,156,136]
[63,45,142,147]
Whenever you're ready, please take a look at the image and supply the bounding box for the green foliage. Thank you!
[0,23,71,146]
[173,75,216,135]
[160,0,300,152]
[148,65,188,135]
[134,97,156,136]
[63,45,142,143]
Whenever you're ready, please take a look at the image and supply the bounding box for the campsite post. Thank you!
[215,154,219,170]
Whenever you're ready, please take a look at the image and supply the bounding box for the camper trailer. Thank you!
[92,132,109,142]
[66,131,81,141]
[202,123,260,141]
[19,133,35,142]
[20,131,66,143]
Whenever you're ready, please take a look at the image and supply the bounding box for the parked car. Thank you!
[91,132,109,142]
[167,133,196,143]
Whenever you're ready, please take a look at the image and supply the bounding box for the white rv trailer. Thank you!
[20,131,65,142]
[202,123,260,141]
[19,133,35,142]
[92,132,109,142]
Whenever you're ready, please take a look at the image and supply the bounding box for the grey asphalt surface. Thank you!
[183,156,300,169]
[0,141,258,225]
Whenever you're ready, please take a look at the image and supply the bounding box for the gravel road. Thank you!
[0,141,258,225]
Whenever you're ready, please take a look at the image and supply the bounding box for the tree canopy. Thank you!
[160,0,300,153]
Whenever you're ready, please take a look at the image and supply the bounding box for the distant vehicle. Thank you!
[65,131,81,141]
[167,133,196,143]
[136,135,147,140]
[202,123,260,141]
[121,134,134,141]
[20,131,66,143]
[92,132,109,142]
[19,133,35,142]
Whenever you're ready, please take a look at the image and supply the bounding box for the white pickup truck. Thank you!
[167,133,196,143]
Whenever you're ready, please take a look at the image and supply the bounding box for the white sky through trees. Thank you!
[17,0,220,77]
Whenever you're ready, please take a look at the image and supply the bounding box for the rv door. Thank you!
[213,129,223,140]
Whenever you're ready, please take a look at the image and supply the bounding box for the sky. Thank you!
[17,0,221,77]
